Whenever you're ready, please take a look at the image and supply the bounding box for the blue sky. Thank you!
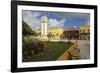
[22,10,90,30]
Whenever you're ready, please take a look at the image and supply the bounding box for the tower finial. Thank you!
[41,16,48,23]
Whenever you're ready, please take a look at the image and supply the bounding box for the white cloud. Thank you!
[48,19,65,28]
[22,11,41,30]
[58,19,65,27]
[22,11,66,30]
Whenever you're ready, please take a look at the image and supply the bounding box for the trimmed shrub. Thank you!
[22,36,44,58]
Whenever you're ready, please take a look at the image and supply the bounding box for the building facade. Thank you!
[62,28,79,40]
[79,25,90,40]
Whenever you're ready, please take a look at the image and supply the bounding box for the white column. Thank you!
[41,23,44,35]
[43,23,45,36]
[45,22,47,36]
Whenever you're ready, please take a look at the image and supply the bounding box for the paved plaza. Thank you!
[78,40,90,59]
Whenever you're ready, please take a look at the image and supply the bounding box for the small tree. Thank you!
[22,21,39,36]
[22,21,33,36]
[47,33,52,38]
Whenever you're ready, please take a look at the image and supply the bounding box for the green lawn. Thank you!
[43,41,72,60]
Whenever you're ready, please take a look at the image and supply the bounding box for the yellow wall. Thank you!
[35,28,63,39]
[80,25,90,30]
[48,28,63,39]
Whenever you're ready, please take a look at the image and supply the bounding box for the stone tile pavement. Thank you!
[78,40,90,59]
